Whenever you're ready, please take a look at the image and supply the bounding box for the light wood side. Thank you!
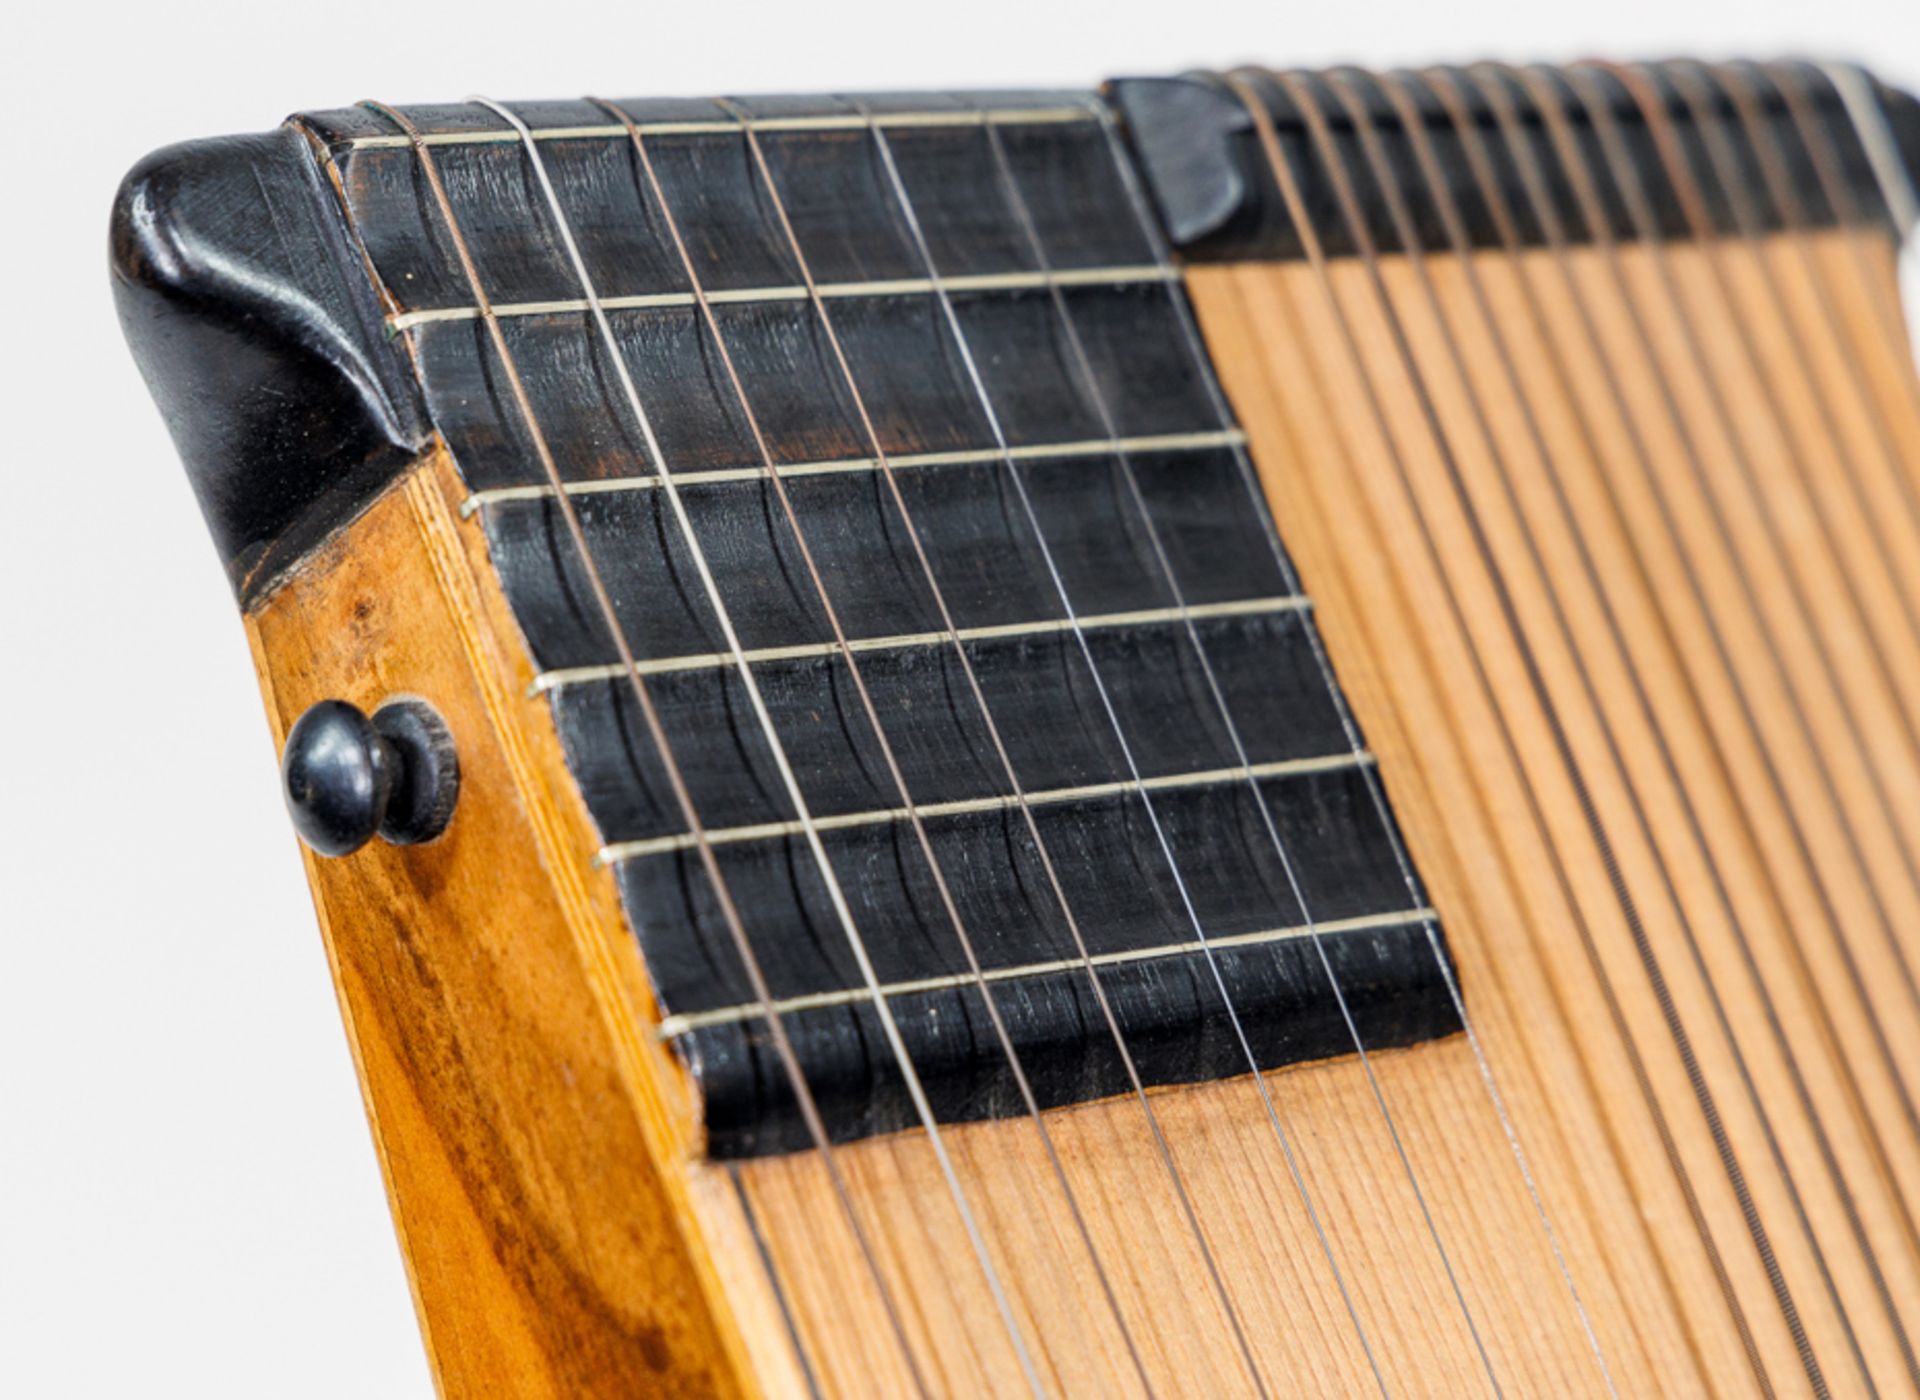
[244,448,798,1398]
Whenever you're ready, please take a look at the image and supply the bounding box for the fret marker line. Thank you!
[343,104,1099,150]
[530,595,1312,691]
[655,907,1441,1037]
[388,264,1180,330]
[458,429,1247,515]
[594,751,1377,863]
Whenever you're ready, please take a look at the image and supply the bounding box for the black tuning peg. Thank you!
[281,698,459,857]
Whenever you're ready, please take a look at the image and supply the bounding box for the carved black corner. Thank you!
[111,126,426,606]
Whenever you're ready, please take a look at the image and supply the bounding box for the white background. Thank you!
[3,1,1916,1394]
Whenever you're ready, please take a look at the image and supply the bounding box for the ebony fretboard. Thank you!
[296,91,1459,1156]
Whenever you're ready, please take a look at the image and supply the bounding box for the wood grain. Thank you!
[245,449,787,1398]
[245,223,1920,1397]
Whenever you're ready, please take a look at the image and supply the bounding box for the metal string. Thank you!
[474,95,1051,1398]
[1752,62,1920,708]
[1653,58,1920,1377]
[1601,64,1920,957]
[1771,63,1920,558]
[981,93,1594,1396]
[1235,65,1588,1395]
[857,84,1525,1392]
[1502,58,1855,1392]
[362,99,935,1398]
[729,1163,827,1400]
[1276,57,1810,1391]
[866,88,1444,1398]
[585,92,1153,1399]
[710,91,1275,1399]
[1246,56,1848,1394]
[1344,64,1826,1397]
[1406,66,1774,1393]
[1465,53,1920,1163]
[1063,80,1619,1394]
[1513,61,1852,1392]
[1423,60,1920,1394]
[1080,89,1657,1396]
[1574,57,1920,1391]
[1812,65,1920,367]
[1337,63,1889,1396]
[1445,62,1920,1263]
[1706,50,1920,1231]
[1703,63,1920,636]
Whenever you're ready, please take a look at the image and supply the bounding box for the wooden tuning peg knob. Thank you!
[281,698,458,857]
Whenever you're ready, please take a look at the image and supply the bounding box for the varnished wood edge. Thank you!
[241,445,810,1396]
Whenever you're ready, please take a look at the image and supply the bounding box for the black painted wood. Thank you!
[110,128,426,602]
[298,89,1459,1156]
[1112,62,1920,261]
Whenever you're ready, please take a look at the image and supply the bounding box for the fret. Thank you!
[413,288,1213,493]
[688,907,1459,1156]
[618,759,1422,1008]
[530,593,1308,691]
[321,105,1152,314]
[486,447,1289,672]
[388,264,1179,330]
[554,606,1355,848]
[341,104,1100,151]
[597,751,1376,862]
[656,906,1439,1037]
[458,429,1247,514]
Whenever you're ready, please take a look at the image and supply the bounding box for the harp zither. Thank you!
[111,56,1920,1400]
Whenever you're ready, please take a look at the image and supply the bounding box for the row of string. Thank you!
[1273,60,1834,1392]
[1573,60,1920,1394]
[356,56,1920,1398]
[1222,58,1920,1400]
